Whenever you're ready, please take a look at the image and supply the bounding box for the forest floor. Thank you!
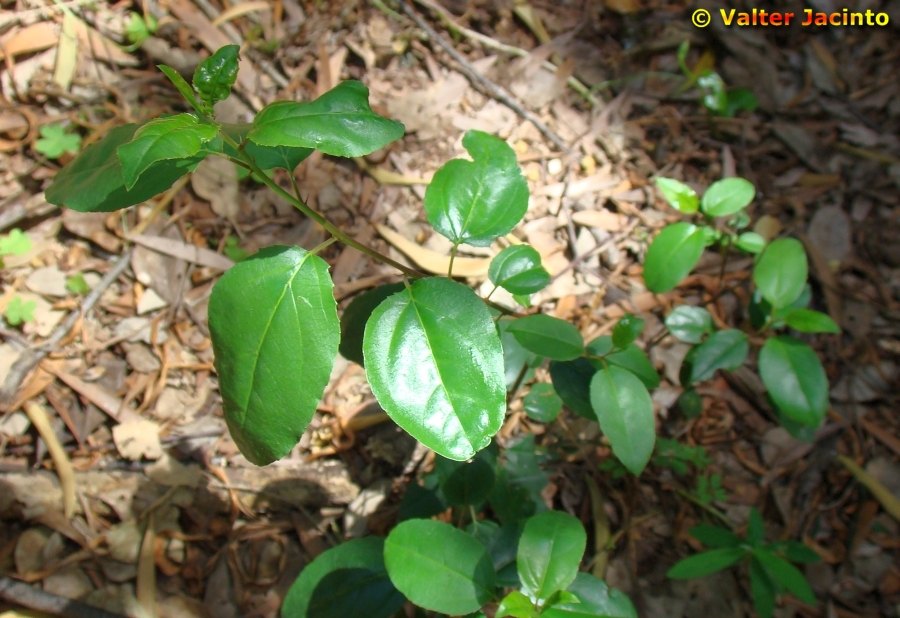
[0,1,898,617]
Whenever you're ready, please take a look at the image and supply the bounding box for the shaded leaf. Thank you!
[507,315,584,361]
[753,549,816,604]
[667,547,746,579]
[549,359,596,420]
[665,306,713,344]
[690,524,740,548]
[758,336,827,427]
[681,329,748,385]
[590,366,655,475]
[523,383,562,423]
[543,573,637,618]
[339,283,405,366]
[442,458,495,506]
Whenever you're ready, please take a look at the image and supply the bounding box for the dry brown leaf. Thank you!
[130,232,234,271]
[572,210,625,232]
[52,11,78,90]
[0,22,59,61]
[112,418,163,461]
[211,1,271,26]
[191,156,239,220]
[69,15,137,67]
[374,223,490,277]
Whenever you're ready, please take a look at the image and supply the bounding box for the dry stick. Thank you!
[0,575,125,618]
[0,248,134,407]
[24,401,76,519]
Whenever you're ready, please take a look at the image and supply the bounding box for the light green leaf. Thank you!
[681,329,748,384]
[65,273,90,295]
[655,177,698,214]
[590,366,655,475]
[489,244,550,295]
[753,238,808,308]
[0,229,31,256]
[735,231,766,254]
[782,308,840,334]
[208,246,339,465]
[700,177,755,217]
[665,306,713,344]
[496,590,538,618]
[363,278,505,461]
[667,547,746,579]
[643,222,706,293]
[518,511,586,602]
[507,314,584,361]
[35,124,81,159]
[4,296,36,326]
[758,336,828,427]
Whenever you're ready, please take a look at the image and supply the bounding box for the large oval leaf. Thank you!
[339,283,405,366]
[549,359,596,420]
[362,277,505,460]
[489,244,550,295]
[758,336,827,427]
[518,511,586,602]
[643,222,706,293]
[247,81,404,157]
[680,329,748,385]
[590,366,655,475]
[753,238,808,309]
[700,177,755,217]
[424,130,529,247]
[507,314,584,361]
[543,573,637,618]
[281,537,403,618]
[384,519,496,615]
[208,246,339,465]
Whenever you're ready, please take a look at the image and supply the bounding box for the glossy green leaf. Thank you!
[384,519,495,615]
[247,81,404,157]
[666,547,746,579]
[117,114,217,189]
[783,308,840,334]
[749,558,776,618]
[442,458,495,506]
[681,329,748,385]
[424,130,529,247]
[758,336,828,427]
[543,573,637,618]
[339,283,405,366]
[489,244,550,295]
[518,511,586,602]
[158,65,203,113]
[281,537,403,618]
[590,366,655,475]
[496,591,538,618]
[588,337,660,390]
[753,238,808,308]
[665,306,713,344]
[363,278,505,460]
[690,524,740,549]
[244,142,313,171]
[643,222,706,293]
[655,177,698,214]
[193,44,239,109]
[612,314,644,349]
[523,383,562,423]
[735,231,766,254]
[45,124,201,212]
[753,548,816,604]
[208,246,339,465]
[507,315,584,361]
[700,177,755,217]
[548,359,596,420]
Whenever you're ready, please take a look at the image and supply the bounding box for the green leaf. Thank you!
[782,308,840,334]
[655,177,698,214]
[611,314,644,349]
[643,222,706,293]
[548,359,596,420]
[442,458,495,506]
[542,573,637,618]
[518,511,586,602]
[758,336,828,427]
[496,591,538,618]
[363,278,505,461]
[4,296,36,326]
[753,238,808,308]
[489,244,550,295]
[469,521,522,580]
[523,383,562,423]
[590,366,655,475]
[749,558,776,618]
[281,537,404,618]
[384,519,495,615]
[35,124,81,159]
[588,337,660,390]
[666,547,746,579]
[665,306,713,344]
[117,114,217,189]
[777,542,820,565]
[192,44,240,109]
[681,329,748,385]
[65,273,90,295]
[247,81,404,157]
[339,283,405,366]
[0,229,31,256]
[208,246,339,465]
[747,508,765,545]
[243,142,313,171]
[46,125,201,212]
[735,231,766,254]
[499,317,541,389]
[158,65,204,113]
[753,548,816,604]
[700,177,755,217]
[507,315,584,361]
[677,388,703,418]
[690,524,740,548]
[424,130,529,247]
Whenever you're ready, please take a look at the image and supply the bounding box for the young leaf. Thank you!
[0,229,31,256]
[208,246,339,465]
[4,296,36,326]
[643,222,706,293]
[689,524,740,549]
[753,548,816,604]
[424,130,529,247]
[117,114,218,189]
[489,244,550,295]
[523,383,563,423]
[247,81,404,157]
[339,283,405,366]
[363,278,505,461]
[65,273,90,295]
[681,329,749,385]
[35,123,81,159]
[542,573,637,618]
[758,336,828,427]
[611,314,644,349]
[517,511,587,602]
[665,306,713,344]
[735,231,766,254]
[45,124,201,212]
[442,458,495,506]
[496,590,538,618]
[281,537,404,618]
[590,366,655,475]
[192,44,240,109]
[384,519,495,615]
[158,65,204,113]
[753,238,808,309]
[749,558,777,618]
[548,359,597,420]
[666,547,746,579]
[782,308,840,334]
[655,177,698,214]
[507,315,584,361]
[700,177,755,217]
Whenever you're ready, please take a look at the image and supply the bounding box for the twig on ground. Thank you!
[0,575,125,618]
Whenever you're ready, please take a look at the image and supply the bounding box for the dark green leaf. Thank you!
[208,246,339,465]
[700,177,755,217]
[749,558,776,618]
[747,508,765,545]
[281,537,403,618]
[681,329,748,385]
[758,336,828,427]
[424,130,529,247]
[777,542,820,565]
[689,524,741,549]
[397,483,445,521]
[542,573,637,618]
[523,383,563,423]
[549,359,596,419]
[469,521,521,578]
[783,308,840,334]
[612,314,644,349]
[605,344,660,390]
[590,366,655,475]
[643,222,706,293]
[666,547,746,579]
[244,142,313,171]
[518,511,586,602]
[677,388,703,418]
[442,458,495,506]
[498,317,541,389]
[507,315,584,361]
[384,519,495,615]
[489,244,550,295]
[753,548,816,604]
[490,436,550,524]
[339,283,405,366]
[193,44,240,108]
[753,238,808,308]
[735,231,766,254]
[655,177,698,214]
[363,278,505,460]
[247,81,404,157]
[158,65,203,113]
[665,306,713,344]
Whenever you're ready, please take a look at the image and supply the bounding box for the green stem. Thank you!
[448,244,458,278]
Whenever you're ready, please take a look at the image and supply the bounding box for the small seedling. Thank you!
[4,296,36,326]
[124,11,158,48]
[65,273,91,295]
[35,124,82,159]
[676,41,758,117]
